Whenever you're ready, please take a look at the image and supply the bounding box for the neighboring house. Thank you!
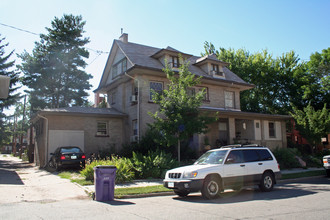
[94,33,291,154]
[31,107,126,167]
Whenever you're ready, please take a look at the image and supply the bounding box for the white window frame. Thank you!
[268,122,276,138]
[96,121,108,136]
[225,91,235,108]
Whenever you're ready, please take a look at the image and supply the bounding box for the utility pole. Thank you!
[19,95,27,158]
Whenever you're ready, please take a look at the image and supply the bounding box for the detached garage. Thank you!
[31,107,127,167]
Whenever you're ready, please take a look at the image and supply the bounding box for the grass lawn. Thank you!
[115,185,172,198]
[281,169,325,180]
[58,169,326,197]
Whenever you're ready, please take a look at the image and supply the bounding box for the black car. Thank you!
[49,146,86,170]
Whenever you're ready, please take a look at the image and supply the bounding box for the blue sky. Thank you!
[0,0,329,106]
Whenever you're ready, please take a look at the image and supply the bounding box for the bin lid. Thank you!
[94,165,117,169]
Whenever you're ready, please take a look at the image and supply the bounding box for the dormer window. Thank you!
[212,64,219,73]
[211,64,224,76]
[172,56,180,68]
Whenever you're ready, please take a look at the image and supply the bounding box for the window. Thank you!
[149,81,163,101]
[172,56,179,68]
[212,64,219,73]
[257,149,273,161]
[111,91,116,105]
[225,91,235,108]
[225,150,243,164]
[187,88,195,97]
[198,87,209,101]
[132,120,138,136]
[112,58,127,79]
[269,122,276,138]
[97,121,108,136]
[242,150,259,162]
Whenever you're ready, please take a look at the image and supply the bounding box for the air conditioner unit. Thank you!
[130,95,137,102]
[130,135,138,142]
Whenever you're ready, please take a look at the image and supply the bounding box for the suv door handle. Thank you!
[258,163,263,165]
[240,164,245,167]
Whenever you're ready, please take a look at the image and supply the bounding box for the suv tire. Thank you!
[202,176,221,199]
[326,169,330,177]
[174,190,189,197]
[259,172,274,192]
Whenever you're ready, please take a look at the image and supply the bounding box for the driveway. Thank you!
[0,154,89,204]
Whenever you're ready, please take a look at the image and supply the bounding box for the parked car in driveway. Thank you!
[49,146,86,171]
[323,155,330,177]
[163,144,281,199]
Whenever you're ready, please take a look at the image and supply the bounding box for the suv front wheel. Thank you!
[202,176,221,199]
[259,172,274,192]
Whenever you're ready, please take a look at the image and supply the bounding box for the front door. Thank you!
[218,121,228,146]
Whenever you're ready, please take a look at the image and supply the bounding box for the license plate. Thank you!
[168,182,174,188]
[71,155,77,159]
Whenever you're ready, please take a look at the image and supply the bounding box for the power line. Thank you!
[0,22,109,55]
[0,22,39,36]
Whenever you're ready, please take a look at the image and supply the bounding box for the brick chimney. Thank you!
[119,33,128,43]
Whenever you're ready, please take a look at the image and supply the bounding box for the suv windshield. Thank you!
[195,150,228,165]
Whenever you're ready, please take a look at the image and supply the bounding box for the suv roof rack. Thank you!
[220,144,265,148]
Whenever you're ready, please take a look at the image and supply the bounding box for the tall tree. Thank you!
[303,48,330,110]
[0,35,20,146]
[18,14,92,111]
[291,103,330,151]
[202,42,308,114]
[149,58,216,162]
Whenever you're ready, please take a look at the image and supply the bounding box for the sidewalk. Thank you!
[0,154,89,204]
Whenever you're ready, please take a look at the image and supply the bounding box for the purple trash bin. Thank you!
[93,165,117,201]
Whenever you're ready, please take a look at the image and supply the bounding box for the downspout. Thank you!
[125,72,140,141]
[37,114,49,168]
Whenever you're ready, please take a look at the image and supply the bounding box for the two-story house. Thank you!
[31,33,290,167]
[94,33,290,153]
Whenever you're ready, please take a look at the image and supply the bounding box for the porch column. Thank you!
[228,117,236,144]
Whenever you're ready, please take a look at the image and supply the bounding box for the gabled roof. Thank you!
[195,54,230,66]
[95,38,254,92]
[151,46,192,59]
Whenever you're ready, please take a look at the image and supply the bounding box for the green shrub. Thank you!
[132,149,178,179]
[302,155,322,167]
[80,156,134,183]
[272,147,301,169]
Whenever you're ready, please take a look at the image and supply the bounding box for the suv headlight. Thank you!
[183,171,198,178]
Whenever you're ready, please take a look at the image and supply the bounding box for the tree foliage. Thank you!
[149,58,216,160]
[0,36,20,146]
[18,14,92,112]
[202,42,308,114]
[303,48,330,109]
[291,103,330,148]
[202,42,329,115]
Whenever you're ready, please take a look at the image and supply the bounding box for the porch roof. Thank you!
[31,106,127,122]
[199,106,292,120]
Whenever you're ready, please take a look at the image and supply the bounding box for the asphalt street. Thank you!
[1,154,330,220]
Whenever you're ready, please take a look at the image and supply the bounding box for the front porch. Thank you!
[193,110,291,153]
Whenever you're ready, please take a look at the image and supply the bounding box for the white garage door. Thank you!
[47,130,84,162]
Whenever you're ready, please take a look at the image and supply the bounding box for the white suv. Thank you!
[163,144,281,199]
[323,155,330,177]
